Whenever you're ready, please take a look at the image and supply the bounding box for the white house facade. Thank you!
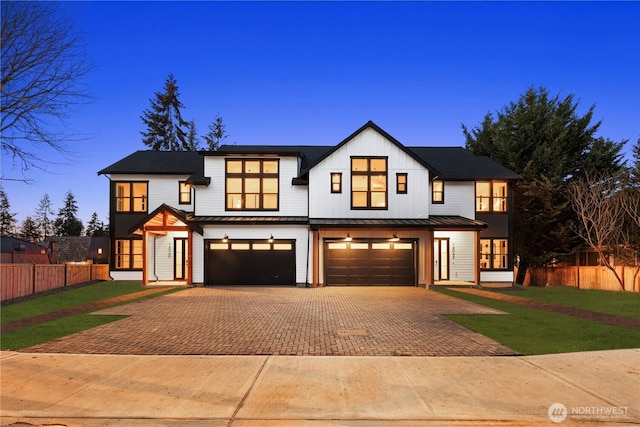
[98,121,520,288]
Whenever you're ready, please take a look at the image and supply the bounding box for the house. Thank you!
[0,236,49,264]
[98,121,520,287]
[45,236,110,264]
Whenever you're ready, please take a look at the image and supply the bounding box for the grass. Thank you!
[1,280,183,350]
[438,288,640,355]
[496,285,640,319]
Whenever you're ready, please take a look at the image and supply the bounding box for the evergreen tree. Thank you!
[20,216,41,242]
[53,190,83,236]
[35,193,55,239]
[203,115,228,151]
[463,86,625,284]
[140,73,191,151]
[85,212,108,236]
[0,184,17,236]
[187,120,200,151]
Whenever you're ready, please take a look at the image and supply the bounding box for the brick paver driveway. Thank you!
[26,286,517,356]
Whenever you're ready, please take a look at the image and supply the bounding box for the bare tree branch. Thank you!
[1,0,92,180]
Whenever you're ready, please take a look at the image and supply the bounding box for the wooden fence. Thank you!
[521,265,640,292]
[0,264,110,302]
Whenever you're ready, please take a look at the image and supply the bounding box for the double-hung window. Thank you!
[476,181,507,212]
[115,182,147,213]
[114,239,143,270]
[432,180,444,203]
[226,159,279,210]
[480,239,509,269]
[351,157,387,209]
[179,181,192,204]
[331,173,342,193]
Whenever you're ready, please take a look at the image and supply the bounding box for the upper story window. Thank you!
[432,180,444,204]
[331,173,342,193]
[115,182,147,213]
[396,173,408,194]
[476,181,508,212]
[226,159,279,211]
[351,157,387,209]
[179,181,192,205]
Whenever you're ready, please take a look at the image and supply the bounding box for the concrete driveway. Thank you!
[25,286,517,356]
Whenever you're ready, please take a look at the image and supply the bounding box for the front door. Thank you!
[434,238,449,281]
[174,238,187,280]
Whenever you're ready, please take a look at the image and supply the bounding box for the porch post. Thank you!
[474,230,480,285]
[187,230,193,284]
[312,229,319,288]
[142,229,148,285]
[426,229,434,286]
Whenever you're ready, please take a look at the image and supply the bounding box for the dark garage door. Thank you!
[324,240,416,286]
[206,240,295,285]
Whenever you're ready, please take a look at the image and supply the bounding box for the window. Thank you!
[480,239,509,269]
[351,157,387,209]
[331,173,342,193]
[115,182,147,213]
[476,181,508,212]
[179,181,191,204]
[432,180,444,204]
[396,173,408,194]
[115,239,143,270]
[226,159,279,210]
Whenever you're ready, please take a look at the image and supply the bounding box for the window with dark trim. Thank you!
[476,181,508,212]
[396,173,407,194]
[432,180,444,204]
[351,157,387,209]
[480,239,509,269]
[179,181,191,205]
[114,239,143,270]
[331,173,342,193]
[115,182,147,213]
[225,159,279,211]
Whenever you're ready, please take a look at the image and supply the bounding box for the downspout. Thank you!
[306,227,311,287]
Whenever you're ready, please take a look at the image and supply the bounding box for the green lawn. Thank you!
[495,285,640,319]
[1,281,183,351]
[438,288,640,355]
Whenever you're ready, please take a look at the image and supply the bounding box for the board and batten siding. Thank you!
[309,127,430,219]
[429,181,475,219]
[201,224,310,285]
[434,230,475,282]
[197,156,307,217]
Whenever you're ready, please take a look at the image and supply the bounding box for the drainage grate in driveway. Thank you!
[336,329,368,337]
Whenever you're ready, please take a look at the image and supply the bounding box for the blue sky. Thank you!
[2,1,639,227]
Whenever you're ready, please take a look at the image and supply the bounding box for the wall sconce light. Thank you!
[222,235,228,243]
[97,248,103,255]
[391,234,399,242]
[268,235,274,243]
[344,233,352,242]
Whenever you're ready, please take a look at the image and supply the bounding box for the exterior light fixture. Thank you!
[391,234,399,242]
[268,235,274,243]
[97,248,103,255]
[345,233,352,242]
[222,235,229,243]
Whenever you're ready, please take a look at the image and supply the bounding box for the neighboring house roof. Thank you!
[0,236,47,254]
[44,236,109,264]
[98,150,209,185]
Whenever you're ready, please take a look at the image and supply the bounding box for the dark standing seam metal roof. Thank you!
[309,216,487,229]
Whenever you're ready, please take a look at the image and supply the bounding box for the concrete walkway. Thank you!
[1,349,638,426]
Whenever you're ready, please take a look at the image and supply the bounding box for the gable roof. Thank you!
[128,203,203,236]
[98,150,209,184]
